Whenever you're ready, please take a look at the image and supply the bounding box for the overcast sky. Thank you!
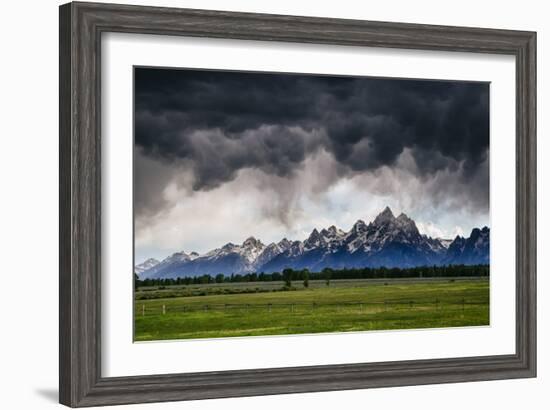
[134,67,489,264]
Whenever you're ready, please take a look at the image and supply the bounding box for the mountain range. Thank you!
[136,207,489,279]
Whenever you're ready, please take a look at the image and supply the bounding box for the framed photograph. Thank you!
[59,2,536,407]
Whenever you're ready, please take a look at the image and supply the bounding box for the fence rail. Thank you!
[136,298,489,316]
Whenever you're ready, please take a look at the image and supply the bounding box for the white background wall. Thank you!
[0,0,546,409]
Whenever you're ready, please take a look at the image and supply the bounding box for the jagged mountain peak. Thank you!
[136,208,490,279]
[395,212,415,227]
[351,219,367,232]
[321,224,345,238]
[373,206,396,225]
[443,227,489,265]
[397,212,410,221]
[221,242,237,251]
[168,251,191,261]
[134,257,160,276]
[470,226,490,238]
[304,228,325,249]
[278,238,291,249]
[394,212,420,235]
[242,236,263,248]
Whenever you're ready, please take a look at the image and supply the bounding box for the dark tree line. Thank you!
[135,264,489,289]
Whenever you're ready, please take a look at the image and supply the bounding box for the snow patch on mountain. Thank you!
[134,258,160,276]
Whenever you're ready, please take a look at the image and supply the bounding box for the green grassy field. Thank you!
[134,278,489,341]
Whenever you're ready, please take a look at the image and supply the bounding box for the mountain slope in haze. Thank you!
[134,258,160,276]
[442,226,490,265]
[136,207,490,279]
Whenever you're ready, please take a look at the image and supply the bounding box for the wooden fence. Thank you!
[136,298,489,316]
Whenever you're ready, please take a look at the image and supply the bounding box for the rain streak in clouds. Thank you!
[134,68,489,262]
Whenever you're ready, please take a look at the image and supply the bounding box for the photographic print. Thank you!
[133,67,490,342]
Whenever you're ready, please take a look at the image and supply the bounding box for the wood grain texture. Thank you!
[59,3,73,405]
[59,1,537,407]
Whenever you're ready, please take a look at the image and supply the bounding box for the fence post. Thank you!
[268,303,272,313]
[142,304,145,316]
[162,305,166,315]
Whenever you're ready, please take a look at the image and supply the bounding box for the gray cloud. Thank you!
[134,68,489,243]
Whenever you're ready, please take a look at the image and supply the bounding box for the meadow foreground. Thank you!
[134,277,489,341]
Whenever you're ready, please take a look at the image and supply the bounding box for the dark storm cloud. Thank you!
[134,68,489,213]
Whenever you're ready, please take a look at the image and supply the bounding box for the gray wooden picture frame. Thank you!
[59,1,536,407]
